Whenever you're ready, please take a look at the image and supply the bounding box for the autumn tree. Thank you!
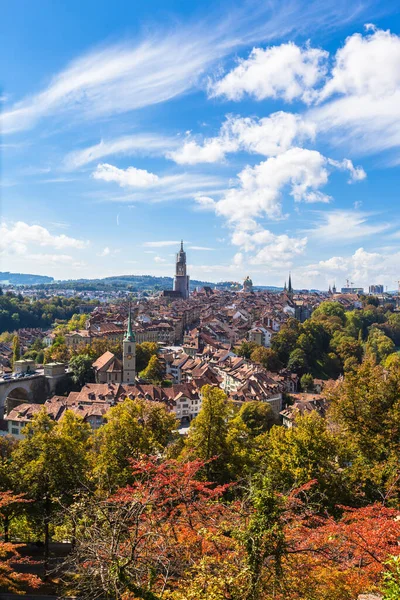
[250,347,282,372]
[236,401,277,437]
[92,398,178,490]
[12,410,91,573]
[0,492,41,593]
[63,457,232,600]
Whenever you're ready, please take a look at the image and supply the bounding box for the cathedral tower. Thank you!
[173,240,190,299]
[123,308,136,383]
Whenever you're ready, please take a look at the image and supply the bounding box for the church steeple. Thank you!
[125,307,135,342]
[123,304,136,383]
[288,272,293,294]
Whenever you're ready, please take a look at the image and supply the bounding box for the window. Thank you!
[12,428,19,435]
[128,345,131,353]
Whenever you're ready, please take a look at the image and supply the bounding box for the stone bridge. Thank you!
[0,374,50,418]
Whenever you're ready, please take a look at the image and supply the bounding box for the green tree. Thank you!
[184,385,232,483]
[250,347,282,372]
[300,373,314,392]
[236,401,277,437]
[69,354,95,387]
[12,334,20,366]
[271,318,301,364]
[287,348,308,375]
[93,398,177,490]
[135,341,159,371]
[366,327,395,364]
[139,354,164,383]
[312,301,346,325]
[235,341,259,359]
[262,412,348,510]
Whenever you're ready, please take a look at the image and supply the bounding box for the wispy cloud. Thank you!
[307,210,391,242]
[64,134,179,170]
[92,163,225,202]
[144,241,181,248]
[1,0,377,135]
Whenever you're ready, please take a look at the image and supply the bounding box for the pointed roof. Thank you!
[124,308,135,342]
[288,272,293,294]
[180,239,184,251]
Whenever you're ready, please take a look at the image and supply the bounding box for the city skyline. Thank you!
[2,0,400,289]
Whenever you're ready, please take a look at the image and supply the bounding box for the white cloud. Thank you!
[193,196,217,210]
[0,221,88,255]
[97,246,120,257]
[188,246,214,251]
[215,147,363,226]
[154,256,167,263]
[308,210,389,242]
[303,247,400,290]
[92,163,225,202]
[231,228,307,267]
[209,42,328,103]
[64,134,179,170]
[1,29,228,134]
[169,112,316,164]
[93,163,159,188]
[144,241,181,248]
[1,0,368,135]
[311,27,400,156]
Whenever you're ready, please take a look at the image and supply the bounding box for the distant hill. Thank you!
[2,272,286,293]
[0,272,54,285]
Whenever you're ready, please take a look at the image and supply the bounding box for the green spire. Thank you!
[125,307,135,342]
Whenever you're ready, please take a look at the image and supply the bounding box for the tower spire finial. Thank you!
[125,303,135,341]
[181,239,184,251]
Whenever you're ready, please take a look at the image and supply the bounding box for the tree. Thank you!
[63,457,232,600]
[300,373,314,392]
[366,328,395,363]
[262,412,349,511]
[136,341,159,371]
[312,301,346,325]
[92,398,178,490]
[271,318,300,364]
[250,347,282,372]
[330,331,363,366]
[235,341,259,359]
[287,348,308,375]
[12,410,91,574]
[12,334,20,366]
[184,385,232,483]
[69,354,95,387]
[0,492,41,592]
[237,401,277,437]
[139,354,164,383]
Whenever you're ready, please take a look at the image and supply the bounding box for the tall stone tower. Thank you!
[173,240,190,299]
[123,308,136,383]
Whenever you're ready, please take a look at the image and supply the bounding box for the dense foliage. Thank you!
[0,292,95,334]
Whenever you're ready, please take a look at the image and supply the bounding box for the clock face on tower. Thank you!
[127,354,132,360]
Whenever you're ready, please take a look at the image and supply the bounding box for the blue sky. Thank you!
[2,0,400,289]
